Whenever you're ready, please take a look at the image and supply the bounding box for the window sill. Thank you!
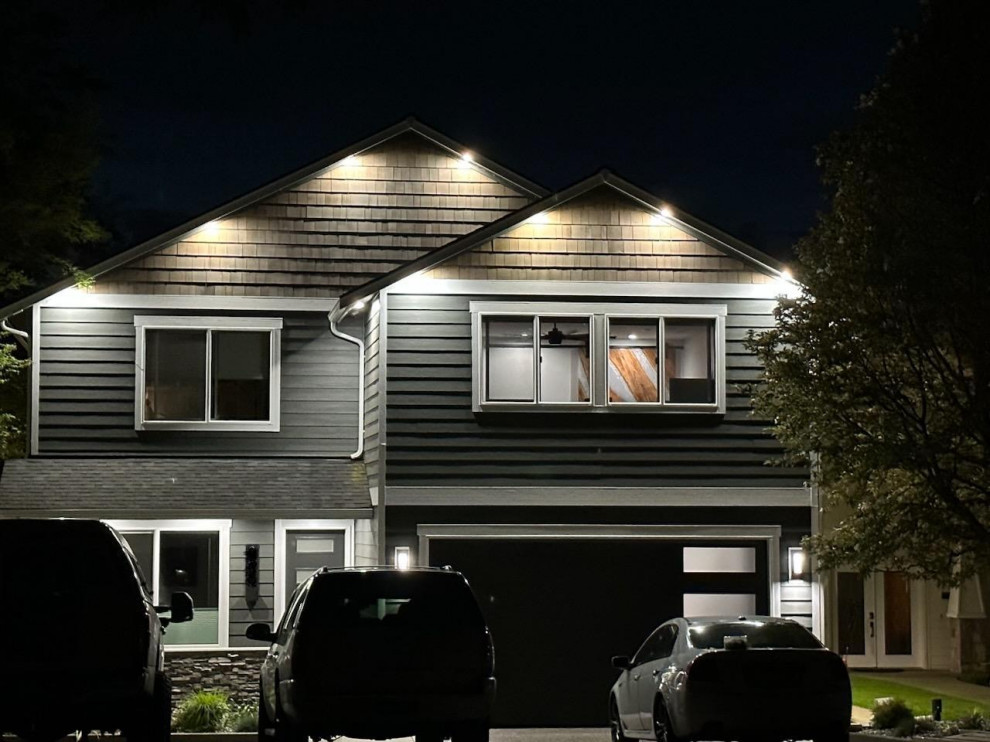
[137,420,280,433]
[474,403,724,415]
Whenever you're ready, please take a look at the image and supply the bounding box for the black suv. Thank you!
[247,566,496,742]
[0,519,193,742]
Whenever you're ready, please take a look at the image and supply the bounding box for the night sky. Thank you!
[62,1,920,261]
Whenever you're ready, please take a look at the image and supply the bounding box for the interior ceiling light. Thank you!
[547,323,564,346]
[628,334,638,340]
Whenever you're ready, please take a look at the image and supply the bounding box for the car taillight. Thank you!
[688,657,720,683]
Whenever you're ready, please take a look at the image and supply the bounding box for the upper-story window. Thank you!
[134,316,282,431]
[472,301,725,413]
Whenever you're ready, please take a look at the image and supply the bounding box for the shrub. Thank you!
[227,704,259,733]
[957,710,987,731]
[172,691,231,732]
[872,697,915,733]
[913,715,938,735]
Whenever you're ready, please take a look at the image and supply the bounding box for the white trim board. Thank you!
[273,518,355,627]
[386,486,810,507]
[29,305,40,456]
[417,523,783,618]
[389,278,799,300]
[41,291,339,312]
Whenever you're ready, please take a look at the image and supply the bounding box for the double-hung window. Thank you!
[472,301,725,413]
[134,316,282,431]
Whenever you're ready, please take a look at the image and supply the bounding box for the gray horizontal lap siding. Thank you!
[364,301,382,490]
[384,293,807,487]
[37,307,358,456]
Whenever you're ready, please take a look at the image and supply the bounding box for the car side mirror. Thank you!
[246,622,277,643]
[612,655,632,670]
[155,591,194,626]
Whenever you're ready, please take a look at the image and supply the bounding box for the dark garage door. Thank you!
[429,538,769,727]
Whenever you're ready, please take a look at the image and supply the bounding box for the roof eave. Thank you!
[339,170,788,308]
[0,116,548,320]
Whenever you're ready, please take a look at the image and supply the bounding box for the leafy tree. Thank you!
[748,0,990,584]
[1,4,109,458]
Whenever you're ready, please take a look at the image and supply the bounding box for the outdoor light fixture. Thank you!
[341,155,359,167]
[458,152,474,168]
[659,206,674,218]
[394,546,412,570]
[352,299,366,310]
[244,544,260,608]
[528,211,550,225]
[199,220,221,239]
[788,546,810,581]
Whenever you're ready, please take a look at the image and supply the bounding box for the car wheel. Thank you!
[609,699,628,742]
[127,672,172,742]
[652,698,682,742]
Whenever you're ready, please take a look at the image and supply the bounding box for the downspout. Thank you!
[329,306,365,459]
[1,317,30,351]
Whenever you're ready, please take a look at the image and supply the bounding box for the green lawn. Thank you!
[850,673,990,721]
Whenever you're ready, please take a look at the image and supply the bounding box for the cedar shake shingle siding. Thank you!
[425,189,774,284]
[95,134,534,297]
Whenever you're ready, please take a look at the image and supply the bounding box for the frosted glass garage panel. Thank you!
[683,593,756,617]
[683,547,756,573]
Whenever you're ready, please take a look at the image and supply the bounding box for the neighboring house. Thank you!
[0,117,898,724]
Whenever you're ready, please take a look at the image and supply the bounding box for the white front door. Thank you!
[836,570,925,668]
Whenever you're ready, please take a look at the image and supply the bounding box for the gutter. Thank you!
[328,304,365,460]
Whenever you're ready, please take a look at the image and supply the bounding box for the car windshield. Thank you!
[303,571,486,630]
[687,621,822,649]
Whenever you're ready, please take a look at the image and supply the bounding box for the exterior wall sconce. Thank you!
[394,546,412,571]
[788,546,810,582]
[244,544,260,608]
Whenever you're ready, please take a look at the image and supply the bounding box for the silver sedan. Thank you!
[609,616,851,742]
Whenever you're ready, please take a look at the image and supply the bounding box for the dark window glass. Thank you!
[485,318,535,401]
[161,531,219,608]
[145,330,207,420]
[608,319,659,403]
[211,331,271,420]
[656,625,678,659]
[664,318,716,404]
[122,532,155,598]
[539,317,591,402]
[304,572,485,631]
[884,571,913,655]
[687,621,822,650]
[837,572,866,655]
[633,626,666,665]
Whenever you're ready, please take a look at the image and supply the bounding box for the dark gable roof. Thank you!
[338,169,789,309]
[0,458,371,518]
[0,117,549,320]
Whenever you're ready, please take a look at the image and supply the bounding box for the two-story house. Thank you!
[0,117,904,725]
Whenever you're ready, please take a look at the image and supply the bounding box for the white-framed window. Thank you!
[471,301,726,413]
[274,519,354,625]
[106,519,231,649]
[133,316,282,431]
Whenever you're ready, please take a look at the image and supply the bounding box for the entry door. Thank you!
[837,571,923,668]
[283,530,344,609]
